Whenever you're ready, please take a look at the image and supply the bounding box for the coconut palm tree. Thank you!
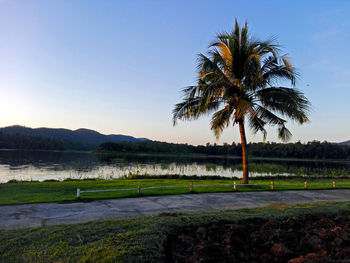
[172,20,310,184]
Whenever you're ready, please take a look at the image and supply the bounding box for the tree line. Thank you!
[97,140,350,159]
[0,132,92,151]
[1,131,349,160]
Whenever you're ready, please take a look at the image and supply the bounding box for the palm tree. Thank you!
[173,20,310,184]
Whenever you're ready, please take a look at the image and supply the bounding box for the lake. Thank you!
[0,150,349,183]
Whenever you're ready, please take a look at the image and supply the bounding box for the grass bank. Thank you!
[1,201,350,262]
[1,177,350,206]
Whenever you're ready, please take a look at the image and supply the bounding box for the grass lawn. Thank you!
[1,177,350,205]
[1,201,350,262]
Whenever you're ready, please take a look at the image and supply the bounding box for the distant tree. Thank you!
[173,20,310,183]
[96,141,349,160]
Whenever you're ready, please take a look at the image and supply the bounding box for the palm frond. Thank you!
[278,125,292,142]
[172,96,221,125]
[197,53,233,86]
[255,105,286,125]
[260,55,298,86]
[246,105,267,140]
[210,106,233,139]
[210,42,232,69]
[257,87,310,124]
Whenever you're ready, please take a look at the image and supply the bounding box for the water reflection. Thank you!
[0,150,349,183]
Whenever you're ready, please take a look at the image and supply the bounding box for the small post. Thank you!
[137,185,141,196]
[77,188,80,199]
[190,183,193,193]
[333,181,336,189]
[304,181,307,190]
[271,181,274,191]
[233,181,237,191]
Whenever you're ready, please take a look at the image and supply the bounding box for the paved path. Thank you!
[1,189,350,230]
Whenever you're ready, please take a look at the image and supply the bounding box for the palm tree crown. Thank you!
[173,20,311,183]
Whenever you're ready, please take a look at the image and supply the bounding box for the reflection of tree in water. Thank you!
[97,152,242,167]
[0,150,349,179]
[0,150,99,170]
[96,152,349,174]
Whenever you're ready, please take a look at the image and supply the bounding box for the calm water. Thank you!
[0,150,349,183]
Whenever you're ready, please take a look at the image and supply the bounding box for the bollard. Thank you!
[77,188,80,199]
[271,181,274,191]
[137,185,141,196]
[190,183,193,193]
[304,181,307,189]
[233,181,237,191]
[333,181,336,189]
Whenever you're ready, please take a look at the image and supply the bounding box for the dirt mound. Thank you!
[168,214,350,262]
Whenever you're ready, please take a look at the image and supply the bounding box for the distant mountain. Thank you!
[0,125,149,150]
[339,140,350,146]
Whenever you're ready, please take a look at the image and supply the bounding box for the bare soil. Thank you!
[168,214,350,262]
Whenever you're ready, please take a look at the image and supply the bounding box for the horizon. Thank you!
[1,1,349,145]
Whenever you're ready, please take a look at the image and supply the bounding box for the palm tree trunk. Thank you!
[238,119,249,184]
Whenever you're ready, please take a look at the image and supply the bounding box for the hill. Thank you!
[0,125,149,150]
[339,140,350,146]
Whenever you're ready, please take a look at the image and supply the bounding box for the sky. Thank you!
[0,0,349,145]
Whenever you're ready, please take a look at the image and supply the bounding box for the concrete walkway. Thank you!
[1,189,350,230]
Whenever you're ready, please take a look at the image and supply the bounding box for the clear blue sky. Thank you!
[0,0,349,145]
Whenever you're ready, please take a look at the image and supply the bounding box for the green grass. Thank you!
[1,177,350,206]
[232,162,350,176]
[1,201,350,262]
